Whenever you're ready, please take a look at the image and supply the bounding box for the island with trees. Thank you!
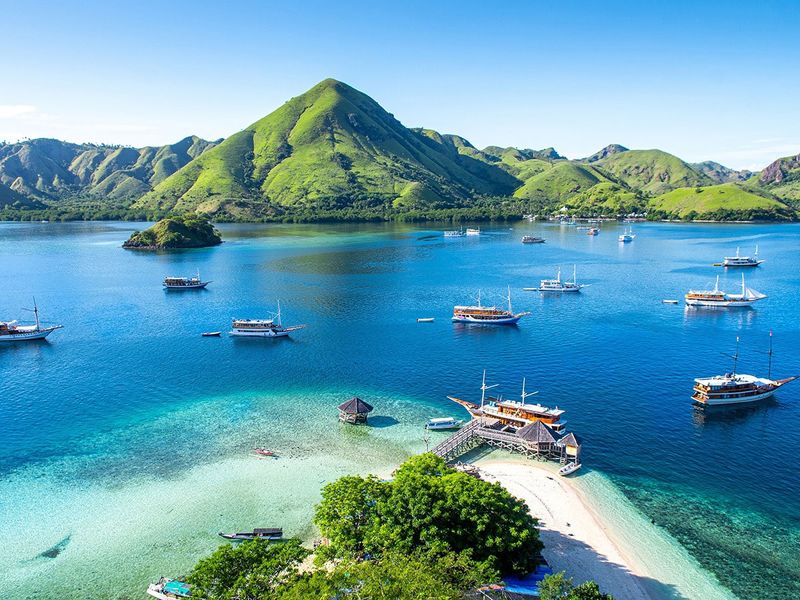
[122,215,222,250]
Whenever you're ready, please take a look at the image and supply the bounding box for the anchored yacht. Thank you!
[230,302,305,338]
[722,246,763,268]
[0,300,63,342]
[452,288,529,325]
[685,274,766,308]
[525,265,584,293]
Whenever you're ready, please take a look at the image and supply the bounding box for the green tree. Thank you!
[539,572,613,600]
[186,538,308,600]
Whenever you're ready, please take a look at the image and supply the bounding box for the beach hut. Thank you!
[338,397,374,424]
[557,432,582,462]
[516,420,560,457]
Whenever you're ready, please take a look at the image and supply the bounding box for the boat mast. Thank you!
[33,297,40,331]
[572,264,577,285]
[480,370,498,409]
[714,275,720,293]
[520,377,538,406]
[507,285,512,313]
[755,245,759,260]
[768,330,773,379]
[732,336,740,375]
[276,300,282,327]
[741,273,746,298]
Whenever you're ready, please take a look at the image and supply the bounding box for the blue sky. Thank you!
[2,0,798,170]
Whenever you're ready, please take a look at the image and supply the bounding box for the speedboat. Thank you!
[558,462,581,476]
[521,236,545,244]
[425,417,464,430]
[147,578,191,600]
[722,246,763,267]
[219,527,283,541]
[685,274,766,308]
[0,300,63,342]
[201,331,221,337]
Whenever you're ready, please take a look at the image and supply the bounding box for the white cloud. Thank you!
[0,104,37,119]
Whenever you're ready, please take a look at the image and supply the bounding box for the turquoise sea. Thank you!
[1,221,799,599]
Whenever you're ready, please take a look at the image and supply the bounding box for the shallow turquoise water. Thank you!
[1,220,799,599]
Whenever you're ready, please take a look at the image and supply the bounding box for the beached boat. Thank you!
[685,274,766,308]
[253,448,276,457]
[163,270,210,289]
[525,265,584,293]
[693,334,797,406]
[0,300,63,342]
[618,228,635,243]
[230,302,305,338]
[147,577,191,600]
[452,288,529,325]
[722,246,763,267]
[521,236,546,244]
[444,229,466,238]
[448,372,567,432]
[219,528,283,541]
[425,417,464,430]
[586,227,599,236]
[466,227,481,236]
[558,462,582,476]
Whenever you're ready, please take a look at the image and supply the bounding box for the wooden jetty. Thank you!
[431,417,580,464]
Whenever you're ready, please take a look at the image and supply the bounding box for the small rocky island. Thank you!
[122,215,222,250]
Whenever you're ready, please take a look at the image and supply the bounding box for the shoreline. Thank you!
[476,459,735,600]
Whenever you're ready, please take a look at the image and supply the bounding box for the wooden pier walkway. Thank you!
[431,417,574,463]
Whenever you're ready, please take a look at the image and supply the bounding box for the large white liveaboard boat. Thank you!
[448,372,567,432]
[0,300,63,342]
[525,265,584,293]
[685,274,766,307]
[722,246,763,268]
[693,335,797,406]
[163,270,210,289]
[452,288,529,325]
[229,302,305,338]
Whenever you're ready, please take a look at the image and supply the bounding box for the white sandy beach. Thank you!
[478,460,735,600]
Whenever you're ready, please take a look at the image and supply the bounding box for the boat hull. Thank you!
[230,329,292,338]
[0,327,60,341]
[452,315,522,325]
[685,299,756,307]
[693,388,777,406]
[164,282,209,290]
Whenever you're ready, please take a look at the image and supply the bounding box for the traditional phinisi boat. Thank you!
[692,333,797,406]
[722,246,763,267]
[448,372,567,432]
[685,274,766,308]
[524,265,584,293]
[147,577,191,600]
[229,302,305,338]
[0,300,63,342]
[163,270,210,289]
[219,527,283,541]
[618,227,635,243]
[452,288,529,325]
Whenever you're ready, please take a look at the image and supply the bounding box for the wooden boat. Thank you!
[201,331,222,337]
[0,300,63,342]
[452,288,529,325]
[230,301,305,338]
[253,448,276,457]
[147,577,191,600]
[723,246,763,267]
[558,462,582,476]
[525,265,585,293]
[417,317,435,323]
[219,527,283,541]
[685,274,766,308]
[163,270,210,289]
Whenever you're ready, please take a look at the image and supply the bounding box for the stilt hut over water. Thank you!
[338,397,374,424]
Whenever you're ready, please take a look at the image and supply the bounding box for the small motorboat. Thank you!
[558,462,582,476]
[417,317,435,323]
[202,331,222,337]
[586,227,599,236]
[253,448,276,457]
[662,299,678,304]
[147,577,191,599]
[521,236,546,244]
[219,527,283,541]
[425,417,464,430]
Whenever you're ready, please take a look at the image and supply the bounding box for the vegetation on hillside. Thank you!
[647,183,795,221]
[594,149,712,195]
[122,215,222,249]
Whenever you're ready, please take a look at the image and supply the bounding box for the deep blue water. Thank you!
[1,220,799,599]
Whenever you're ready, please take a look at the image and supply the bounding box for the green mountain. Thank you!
[756,152,800,201]
[0,136,217,204]
[690,161,753,184]
[135,79,519,219]
[512,162,613,204]
[593,149,713,195]
[648,183,795,220]
[583,144,628,163]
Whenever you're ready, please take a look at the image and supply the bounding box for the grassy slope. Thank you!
[137,80,516,217]
[565,182,644,215]
[649,183,795,219]
[512,162,610,202]
[595,149,712,195]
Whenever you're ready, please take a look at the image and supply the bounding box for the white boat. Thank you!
[0,300,63,342]
[521,235,546,244]
[685,274,766,307]
[163,270,210,289]
[444,229,466,238]
[525,265,584,293]
[425,417,464,430]
[417,317,435,323]
[559,462,582,476]
[452,288,529,325]
[147,578,191,600]
[219,527,283,541]
[586,227,599,236]
[576,225,592,230]
[466,228,481,236]
[618,227,635,243]
[230,302,305,338]
[693,335,797,406]
[722,246,763,267]
[662,299,679,304]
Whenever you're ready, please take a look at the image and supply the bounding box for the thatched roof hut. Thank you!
[338,397,374,424]
[516,420,560,445]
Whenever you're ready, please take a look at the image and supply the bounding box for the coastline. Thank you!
[477,459,735,600]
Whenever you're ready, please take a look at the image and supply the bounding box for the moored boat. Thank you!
[722,246,763,267]
[444,229,466,238]
[201,331,221,337]
[685,274,766,308]
[425,417,464,430]
[147,577,191,600]
[618,227,635,243]
[558,462,582,476]
[219,527,283,541]
[525,265,584,293]
[452,288,529,325]
[230,302,305,338]
[417,317,435,323]
[466,227,481,236]
[521,236,546,244]
[163,270,210,289]
[0,300,63,342]
[586,227,599,236]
